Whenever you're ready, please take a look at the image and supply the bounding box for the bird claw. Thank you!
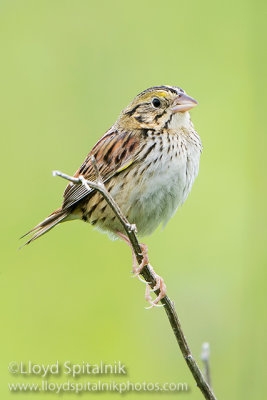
[132,245,167,309]
[131,243,149,275]
[145,303,165,310]
[144,272,167,309]
[116,232,167,309]
[138,275,149,284]
[131,273,150,284]
[150,280,160,292]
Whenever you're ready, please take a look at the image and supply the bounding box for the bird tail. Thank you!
[21,208,69,246]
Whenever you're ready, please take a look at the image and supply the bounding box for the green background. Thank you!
[1,0,266,398]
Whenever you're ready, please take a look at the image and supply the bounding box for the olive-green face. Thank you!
[120,85,194,130]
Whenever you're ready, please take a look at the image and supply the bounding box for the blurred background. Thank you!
[0,0,266,399]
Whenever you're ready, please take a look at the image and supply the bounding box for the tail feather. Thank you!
[21,209,69,246]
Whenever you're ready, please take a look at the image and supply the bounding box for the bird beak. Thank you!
[172,93,198,113]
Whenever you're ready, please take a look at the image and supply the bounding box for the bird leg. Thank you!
[116,231,167,308]
[116,232,148,280]
[145,268,167,309]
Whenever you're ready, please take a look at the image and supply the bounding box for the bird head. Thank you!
[118,85,198,131]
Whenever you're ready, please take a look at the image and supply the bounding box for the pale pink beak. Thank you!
[172,93,198,113]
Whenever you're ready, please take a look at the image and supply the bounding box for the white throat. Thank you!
[168,111,191,130]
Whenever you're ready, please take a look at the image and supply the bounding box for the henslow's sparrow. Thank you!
[23,85,202,306]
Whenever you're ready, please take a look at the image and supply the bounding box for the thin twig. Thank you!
[201,342,212,388]
[52,164,217,400]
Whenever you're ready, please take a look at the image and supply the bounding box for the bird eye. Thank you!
[152,98,161,108]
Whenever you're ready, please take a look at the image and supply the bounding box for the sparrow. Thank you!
[23,85,202,307]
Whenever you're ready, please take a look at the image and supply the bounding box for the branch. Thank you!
[53,160,217,400]
[201,342,212,388]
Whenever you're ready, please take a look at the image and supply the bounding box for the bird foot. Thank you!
[132,244,167,308]
[116,231,167,308]
[132,243,149,276]
[145,268,167,309]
